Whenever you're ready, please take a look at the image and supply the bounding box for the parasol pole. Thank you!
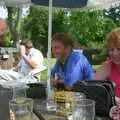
[47,0,53,100]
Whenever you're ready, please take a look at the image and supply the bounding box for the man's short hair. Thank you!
[20,40,33,49]
[52,32,73,47]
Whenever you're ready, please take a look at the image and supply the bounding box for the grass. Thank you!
[41,58,100,82]
[92,65,100,72]
[40,58,56,82]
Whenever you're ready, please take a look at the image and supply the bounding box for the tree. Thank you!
[21,8,117,54]
[21,8,68,55]
[67,10,117,48]
[104,7,120,26]
[21,6,48,56]
[7,7,22,47]
[52,10,68,34]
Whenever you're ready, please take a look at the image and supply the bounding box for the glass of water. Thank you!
[9,98,33,120]
[73,99,95,120]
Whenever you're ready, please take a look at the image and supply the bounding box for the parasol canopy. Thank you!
[0,0,120,9]
[31,0,120,9]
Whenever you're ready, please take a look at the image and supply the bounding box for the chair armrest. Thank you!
[29,66,47,76]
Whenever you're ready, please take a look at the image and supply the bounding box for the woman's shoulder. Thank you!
[93,60,110,80]
[97,60,110,72]
[101,60,111,67]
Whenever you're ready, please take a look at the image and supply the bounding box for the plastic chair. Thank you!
[29,66,47,82]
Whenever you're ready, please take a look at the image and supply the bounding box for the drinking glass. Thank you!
[46,98,57,111]
[72,99,95,120]
[74,92,86,101]
[12,87,27,99]
[9,98,33,120]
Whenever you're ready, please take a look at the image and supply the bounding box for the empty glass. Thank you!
[9,98,33,120]
[46,98,57,111]
[72,99,95,120]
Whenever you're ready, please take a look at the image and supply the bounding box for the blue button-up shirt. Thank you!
[51,51,94,86]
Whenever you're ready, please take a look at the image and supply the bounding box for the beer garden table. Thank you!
[33,99,110,120]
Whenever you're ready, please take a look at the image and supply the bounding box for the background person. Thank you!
[51,32,94,90]
[0,40,45,83]
[15,40,44,76]
[93,28,120,103]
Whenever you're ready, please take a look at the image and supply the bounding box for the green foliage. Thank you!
[41,58,56,81]
[67,10,117,47]
[3,33,12,47]
[52,10,69,33]
[7,7,22,47]
[92,65,100,72]
[21,6,48,56]
[104,7,120,26]
[21,7,117,56]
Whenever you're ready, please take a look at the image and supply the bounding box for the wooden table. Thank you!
[33,99,110,120]
[30,114,40,120]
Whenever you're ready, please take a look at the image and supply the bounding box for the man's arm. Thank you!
[22,55,37,69]
[20,45,37,69]
[83,59,94,80]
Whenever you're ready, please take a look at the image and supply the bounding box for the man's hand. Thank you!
[65,86,72,91]
[20,45,26,56]
[51,77,72,91]
[51,78,58,86]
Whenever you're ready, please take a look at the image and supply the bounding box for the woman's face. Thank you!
[108,47,120,65]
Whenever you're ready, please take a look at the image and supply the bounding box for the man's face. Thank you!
[52,40,67,60]
[25,48,30,55]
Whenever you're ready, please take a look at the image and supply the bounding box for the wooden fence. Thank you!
[0,47,19,69]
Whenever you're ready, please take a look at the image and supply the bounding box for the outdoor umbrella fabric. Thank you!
[1,0,120,9]
[31,0,120,9]
[31,0,87,8]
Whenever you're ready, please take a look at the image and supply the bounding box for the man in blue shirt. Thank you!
[51,32,94,90]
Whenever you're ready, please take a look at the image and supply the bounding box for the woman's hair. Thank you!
[20,40,33,49]
[106,28,120,48]
[52,32,73,48]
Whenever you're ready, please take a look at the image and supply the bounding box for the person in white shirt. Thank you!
[16,40,44,75]
[0,40,46,83]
